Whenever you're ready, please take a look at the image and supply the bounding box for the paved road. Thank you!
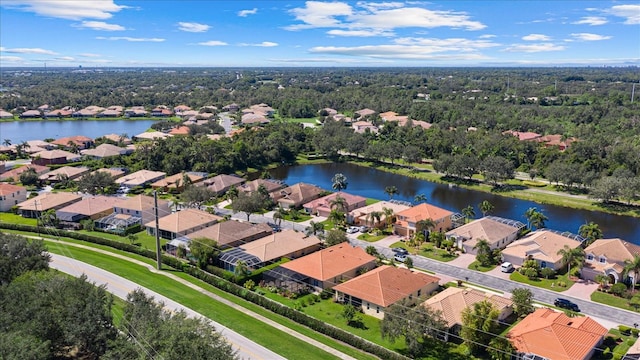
[349,239,640,327]
[50,253,286,360]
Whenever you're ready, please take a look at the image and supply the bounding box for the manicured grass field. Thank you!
[591,291,640,313]
[357,233,387,242]
[44,241,344,360]
[0,213,37,225]
[509,271,575,291]
[468,260,497,272]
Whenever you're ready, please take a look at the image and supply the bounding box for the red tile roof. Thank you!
[281,243,376,281]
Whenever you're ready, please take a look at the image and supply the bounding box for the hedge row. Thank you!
[0,223,409,360]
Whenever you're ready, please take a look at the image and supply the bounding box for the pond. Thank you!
[0,119,159,143]
[270,163,640,245]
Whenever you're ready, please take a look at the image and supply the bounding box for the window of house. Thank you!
[417,290,421,297]
[599,257,606,263]
[367,303,370,310]
[587,254,594,261]
[376,306,379,313]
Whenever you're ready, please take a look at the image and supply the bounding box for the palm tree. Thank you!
[416,218,435,238]
[524,207,538,229]
[367,210,383,228]
[305,221,326,238]
[384,185,399,200]
[578,222,603,246]
[473,238,493,266]
[479,200,494,217]
[328,209,345,227]
[382,207,395,229]
[413,193,427,204]
[557,245,585,276]
[330,195,347,212]
[2,139,11,147]
[234,260,250,279]
[331,173,348,191]
[623,255,640,292]
[462,205,476,222]
[529,211,548,230]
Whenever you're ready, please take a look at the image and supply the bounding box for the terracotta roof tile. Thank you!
[422,287,513,328]
[281,243,376,281]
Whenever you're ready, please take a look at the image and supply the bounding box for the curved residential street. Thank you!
[50,253,286,360]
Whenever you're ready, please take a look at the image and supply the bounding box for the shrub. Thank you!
[619,325,632,336]
[540,267,555,279]
[611,283,627,297]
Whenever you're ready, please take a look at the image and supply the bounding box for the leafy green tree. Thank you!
[77,171,117,195]
[460,300,500,356]
[413,193,427,204]
[404,256,413,269]
[511,288,535,318]
[325,229,348,246]
[462,205,475,222]
[19,167,39,186]
[0,234,50,285]
[328,209,345,227]
[529,210,548,230]
[365,245,378,257]
[341,304,361,326]
[189,237,220,269]
[305,220,325,237]
[331,173,348,191]
[557,245,585,276]
[478,200,494,217]
[231,191,264,221]
[540,267,555,279]
[480,155,514,185]
[181,184,215,209]
[38,209,60,228]
[488,336,516,360]
[381,299,447,358]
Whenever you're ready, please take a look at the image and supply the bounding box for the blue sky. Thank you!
[1,1,639,67]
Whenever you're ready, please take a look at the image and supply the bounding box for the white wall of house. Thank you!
[0,189,27,212]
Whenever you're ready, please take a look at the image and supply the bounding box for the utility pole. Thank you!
[632,83,636,103]
[154,191,162,270]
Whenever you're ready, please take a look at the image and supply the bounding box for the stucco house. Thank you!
[95,194,170,232]
[0,183,27,212]
[501,229,584,271]
[170,220,273,250]
[150,172,205,193]
[31,149,81,166]
[56,196,124,223]
[272,182,324,209]
[581,238,640,285]
[144,208,221,240]
[347,201,410,228]
[17,192,82,218]
[334,265,440,319]
[115,169,166,188]
[303,192,367,217]
[200,174,246,196]
[394,203,454,237]
[38,166,90,183]
[446,216,525,255]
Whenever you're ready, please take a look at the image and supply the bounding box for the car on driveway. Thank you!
[554,298,580,312]
[359,226,369,233]
[346,226,359,234]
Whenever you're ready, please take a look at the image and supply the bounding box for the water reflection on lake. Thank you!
[270,163,640,244]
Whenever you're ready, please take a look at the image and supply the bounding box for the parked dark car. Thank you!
[267,222,281,232]
[391,247,408,255]
[554,298,580,312]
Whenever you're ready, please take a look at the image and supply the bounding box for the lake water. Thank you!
[270,163,640,244]
[0,119,159,143]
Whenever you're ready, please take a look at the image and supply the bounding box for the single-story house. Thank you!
[89,168,127,179]
[20,110,42,118]
[394,203,454,237]
[150,172,204,193]
[421,287,513,341]
[115,169,166,188]
[170,220,273,251]
[303,192,367,217]
[81,143,131,159]
[351,121,379,134]
[31,149,81,165]
[17,192,82,218]
[334,265,440,319]
[38,166,90,183]
[355,108,376,119]
[272,182,324,209]
[347,201,410,228]
[168,126,191,136]
[132,131,173,141]
[144,208,221,240]
[95,194,170,231]
[581,238,640,285]
[56,196,124,223]
[219,229,323,272]
[241,113,270,125]
[101,134,132,145]
[238,179,286,195]
[503,130,542,141]
[274,243,377,290]
[0,164,50,182]
[446,216,525,255]
[507,308,607,360]
[51,135,94,150]
[0,183,27,212]
[501,229,584,271]
[200,174,246,196]
[0,109,14,118]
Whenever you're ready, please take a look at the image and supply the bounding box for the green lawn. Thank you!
[418,242,459,262]
[509,271,575,291]
[468,260,497,272]
[44,241,347,360]
[591,291,640,313]
[357,233,388,242]
[0,213,37,225]
[282,213,313,223]
[597,328,639,359]
[365,198,380,205]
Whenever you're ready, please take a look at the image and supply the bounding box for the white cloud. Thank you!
[327,29,394,37]
[0,0,125,20]
[572,16,607,25]
[503,43,565,52]
[197,40,228,46]
[238,8,257,17]
[570,33,612,41]
[177,22,210,33]
[286,1,485,34]
[269,57,393,64]
[608,4,640,24]
[96,36,165,42]
[522,34,551,41]
[75,21,125,31]
[238,41,279,47]
[55,56,75,61]
[0,47,57,55]
[78,53,102,57]
[479,34,496,39]
[0,55,25,62]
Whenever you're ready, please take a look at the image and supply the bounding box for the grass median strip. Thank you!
[44,240,376,360]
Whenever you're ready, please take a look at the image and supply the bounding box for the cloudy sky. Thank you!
[1,1,638,67]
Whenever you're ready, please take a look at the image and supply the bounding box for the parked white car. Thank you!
[346,226,360,234]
